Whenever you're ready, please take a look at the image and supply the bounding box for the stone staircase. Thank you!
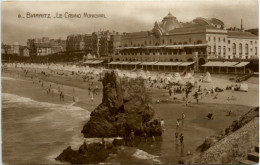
[239,145,259,164]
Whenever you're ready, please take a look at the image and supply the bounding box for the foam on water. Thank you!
[132,149,160,159]
[2,76,26,81]
[2,93,90,121]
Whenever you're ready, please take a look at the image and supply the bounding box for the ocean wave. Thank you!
[2,76,21,81]
[132,149,161,164]
[2,93,90,120]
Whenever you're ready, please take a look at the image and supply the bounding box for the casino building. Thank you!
[110,12,258,72]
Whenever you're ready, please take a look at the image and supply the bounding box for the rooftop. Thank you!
[227,31,258,39]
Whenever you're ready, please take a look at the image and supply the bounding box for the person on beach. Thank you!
[181,113,185,125]
[175,131,179,140]
[91,93,94,103]
[194,92,199,104]
[88,87,91,96]
[60,92,63,101]
[130,130,135,146]
[176,119,180,129]
[185,96,189,106]
[180,133,184,145]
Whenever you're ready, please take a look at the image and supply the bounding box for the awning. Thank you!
[91,60,104,64]
[201,61,224,67]
[118,61,130,65]
[202,61,240,67]
[116,47,141,49]
[220,62,239,67]
[128,61,142,65]
[154,62,183,66]
[178,61,196,66]
[230,62,250,67]
[108,61,120,65]
[83,60,95,64]
[141,61,158,65]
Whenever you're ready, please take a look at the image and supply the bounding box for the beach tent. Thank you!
[203,72,212,83]
[174,73,182,81]
[187,77,195,85]
[194,80,200,88]
[184,73,193,79]
[239,83,248,92]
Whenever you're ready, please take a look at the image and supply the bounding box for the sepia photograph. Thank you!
[1,0,259,164]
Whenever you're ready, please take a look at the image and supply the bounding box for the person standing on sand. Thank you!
[181,113,185,125]
[194,92,199,104]
[180,133,184,145]
[176,119,180,129]
[175,131,179,141]
[88,87,91,96]
[169,89,172,96]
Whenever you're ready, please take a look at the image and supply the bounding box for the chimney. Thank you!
[241,19,244,32]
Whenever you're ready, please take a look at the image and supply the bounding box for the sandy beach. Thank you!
[2,63,258,164]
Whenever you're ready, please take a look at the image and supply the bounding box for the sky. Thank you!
[1,0,259,45]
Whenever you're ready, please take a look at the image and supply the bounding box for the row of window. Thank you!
[208,37,258,45]
[37,49,51,53]
[119,51,205,56]
[127,40,203,47]
[208,36,226,42]
[232,43,257,55]
[208,44,257,56]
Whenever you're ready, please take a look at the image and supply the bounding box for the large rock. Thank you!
[82,70,162,138]
[56,142,114,164]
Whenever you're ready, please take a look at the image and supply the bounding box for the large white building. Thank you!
[111,13,258,70]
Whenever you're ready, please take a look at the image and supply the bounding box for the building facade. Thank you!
[66,31,122,58]
[112,13,258,66]
[27,37,66,56]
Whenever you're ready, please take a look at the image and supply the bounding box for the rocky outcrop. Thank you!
[195,107,259,153]
[56,139,162,164]
[182,107,259,164]
[56,141,114,164]
[81,71,163,138]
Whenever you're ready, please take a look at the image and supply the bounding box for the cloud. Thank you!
[1,0,258,45]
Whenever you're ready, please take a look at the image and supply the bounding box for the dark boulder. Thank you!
[56,142,112,164]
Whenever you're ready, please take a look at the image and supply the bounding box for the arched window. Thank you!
[239,43,242,55]
[170,39,172,44]
[178,42,182,45]
[183,42,188,45]
[233,43,236,55]
[173,42,177,45]
[245,44,249,55]
[162,40,165,44]
[155,42,159,46]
